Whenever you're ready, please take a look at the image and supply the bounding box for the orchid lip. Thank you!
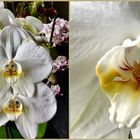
[2,60,22,83]
[119,58,140,87]
[2,97,23,121]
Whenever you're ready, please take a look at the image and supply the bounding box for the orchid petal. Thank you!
[108,88,140,129]
[25,16,43,32]
[0,90,13,126]
[0,2,4,9]
[20,83,57,124]
[0,45,7,65]
[131,124,140,138]
[0,9,15,27]
[14,41,52,82]
[0,26,30,59]
[0,89,12,111]
[16,77,35,97]
[15,113,38,139]
[16,18,40,35]
[0,77,10,99]
[0,113,9,126]
[70,76,130,138]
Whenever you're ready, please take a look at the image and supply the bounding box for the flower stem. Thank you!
[50,16,57,45]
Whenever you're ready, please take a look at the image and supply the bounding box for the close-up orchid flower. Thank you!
[70,1,140,139]
[0,83,56,139]
[0,1,68,139]
[96,38,140,130]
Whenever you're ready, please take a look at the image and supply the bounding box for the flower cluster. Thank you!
[40,18,69,47]
[52,56,69,73]
[0,5,62,139]
[51,84,62,96]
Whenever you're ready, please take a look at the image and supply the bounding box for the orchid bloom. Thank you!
[96,37,140,134]
[0,25,52,97]
[0,83,57,139]
[40,18,69,46]
[52,56,68,73]
[70,1,140,139]
[51,84,62,96]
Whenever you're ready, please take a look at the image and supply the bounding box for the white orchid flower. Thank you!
[0,82,57,139]
[70,1,140,138]
[0,25,52,97]
[96,37,140,135]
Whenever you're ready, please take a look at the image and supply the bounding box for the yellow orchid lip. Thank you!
[2,60,22,79]
[3,97,23,120]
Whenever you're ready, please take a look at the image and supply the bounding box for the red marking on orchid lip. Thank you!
[119,66,131,71]
[119,57,133,71]
[123,62,132,69]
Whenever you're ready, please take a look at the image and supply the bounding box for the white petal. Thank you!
[0,77,10,99]
[131,124,140,138]
[25,16,43,31]
[0,90,12,126]
[122,38,136,48]
[0,45,7,66]
[0,112,9,126]
[0,9,15,27]
[0,26,30,59]
[21,83,57,124]
[15,113,38,139]
[124,44,140,66]
[16,77,35,97]
[108,87,140,129]
[70,1,139,138]
[0,2,4,9]
[14,41,52,82]
[0,89,12,111]
[70,79,130,138]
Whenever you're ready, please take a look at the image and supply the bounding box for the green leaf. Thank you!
[0,124,23,138]
[0,126,7,138]
[37,123,47,138]
[10,127,23,138]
